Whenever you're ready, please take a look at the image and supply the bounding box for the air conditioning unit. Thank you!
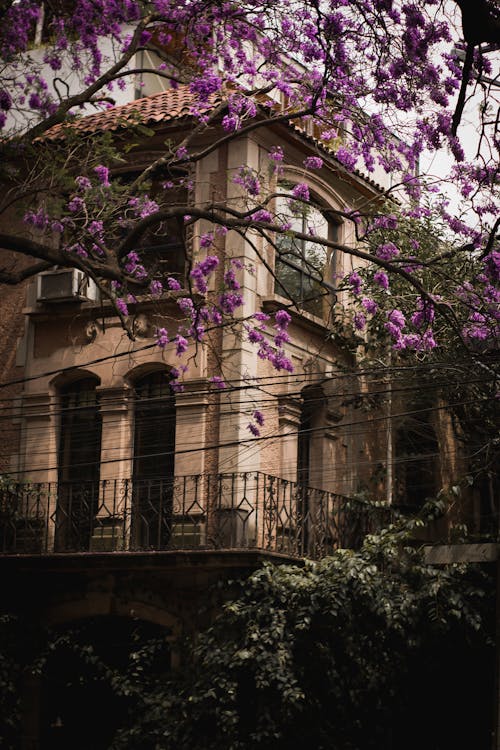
[36,269,99,303]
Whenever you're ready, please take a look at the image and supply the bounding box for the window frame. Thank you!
[274,185,339,318]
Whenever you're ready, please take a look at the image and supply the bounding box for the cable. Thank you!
[0,348,497,393]
[2,375,496,460]
[4,394,495,477]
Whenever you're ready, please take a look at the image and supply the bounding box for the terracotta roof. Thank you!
[44,85,386,193]
[45,85,203,139]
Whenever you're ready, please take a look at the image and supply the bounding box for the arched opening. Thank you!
[132,370,176,549]
[39,615,171,750]
[274,184,339,317]
[55,376,101,551]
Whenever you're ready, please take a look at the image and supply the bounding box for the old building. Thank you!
[0,84,495,748]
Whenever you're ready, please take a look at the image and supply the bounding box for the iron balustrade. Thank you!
[0,474,389,558]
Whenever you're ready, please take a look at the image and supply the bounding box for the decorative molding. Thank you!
[132,313,151,338]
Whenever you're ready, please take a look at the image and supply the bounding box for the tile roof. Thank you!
[44,85,386,193]
[45,85,202,139]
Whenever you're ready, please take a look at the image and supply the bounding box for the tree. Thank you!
[0,0,498,347]
[0,521,494,750]
[65,522,500,749]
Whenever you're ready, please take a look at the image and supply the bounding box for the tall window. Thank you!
[56,377,101,551]
[118,172,188,289]
[274,187,336,317]
[139,213,186,288]
[394,401,439,510]
[132,371,176,549]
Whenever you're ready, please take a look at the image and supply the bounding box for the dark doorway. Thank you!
[55,377,102,551]
[40,616,171,750]
[132,371,176,549]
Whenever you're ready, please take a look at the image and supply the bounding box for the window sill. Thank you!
[261,294,334,334]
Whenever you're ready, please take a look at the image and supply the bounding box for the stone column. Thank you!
[278,396,302,483]
[172,379,210,546]
[91,385,133,551]
[20,392,56,552]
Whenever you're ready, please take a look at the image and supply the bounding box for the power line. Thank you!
[0,375,495,454]
[0,350,497,394]
[3,394,495,477]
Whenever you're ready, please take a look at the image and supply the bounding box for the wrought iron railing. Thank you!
[0,473,390,559]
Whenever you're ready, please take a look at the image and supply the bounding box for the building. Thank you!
[0,84,496,748]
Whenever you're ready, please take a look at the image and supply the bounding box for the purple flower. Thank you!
[421,330,437,350]
[269,146,284,162]
[115,298,129,317]
[94,165,110,187]
[156,327,169,348]
[292,183,310,201]
[174,335,189,356]
[191,268,208,293]
[76,175,92,191]
[252,209,272,222]
[198,256,219,275]
[0,90,12,111]
[253,410,265,426]
[50,220,64,233]
[247,423,260,437]
[376,242,399,261]
[224,269,241,290]
[29,93,42,109]
[233,167,261,196]
[362,297,378,314]
[374,270,389,290]
[219,292,243,313]
[68,196,85,213]
[372,214,398,230]
[335,147,357,170]
[385,322,402,339]
[210,376,226,389]
[354,312,366,330]
[167,277,182,291]
[303,156,323,170]
[178,297,195,316]
[23,208,48,229]
[274,330,290,347]
[275,309,291,328]
[150,280,163,297]
[222,114,239,131]
[269,351,293,372]
[200,233,213,248]
[348,272,363,295]
[248,328,265,344]
[388,309,406,329]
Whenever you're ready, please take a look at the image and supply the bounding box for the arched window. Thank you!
[274,185,338,317]
[56,376,101,551]
[132,371,176,549]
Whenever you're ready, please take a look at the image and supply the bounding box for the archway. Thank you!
[39,615,171,750]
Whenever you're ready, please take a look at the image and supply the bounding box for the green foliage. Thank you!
[112,526,493,750]
[0,526,494,750]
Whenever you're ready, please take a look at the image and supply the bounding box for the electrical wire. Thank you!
[4,394,495,477]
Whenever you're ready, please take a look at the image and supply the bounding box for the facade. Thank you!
[0,86,496,748]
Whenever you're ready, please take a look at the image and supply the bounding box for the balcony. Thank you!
[0,473,389,560]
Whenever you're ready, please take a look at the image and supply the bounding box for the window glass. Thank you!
[56,377,101,551]
[132,371,176,549]
[394,401,439,510]
[274,187,335,317]
[117,172,188,288]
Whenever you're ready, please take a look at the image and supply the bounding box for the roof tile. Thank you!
[45,85,199,139]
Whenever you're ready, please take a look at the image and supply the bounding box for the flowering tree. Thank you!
[0,0,498,367]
